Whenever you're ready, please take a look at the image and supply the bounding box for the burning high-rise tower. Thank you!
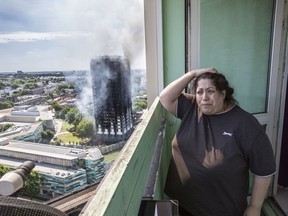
[90,56,134,144]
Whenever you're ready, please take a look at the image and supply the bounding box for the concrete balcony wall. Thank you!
[81,97,173,216]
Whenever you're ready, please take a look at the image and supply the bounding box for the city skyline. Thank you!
[0,0,146,72]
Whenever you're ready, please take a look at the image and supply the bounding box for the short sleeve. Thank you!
[249,131,276,176]
[177,94,196,119]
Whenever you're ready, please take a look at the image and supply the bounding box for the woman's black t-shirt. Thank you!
[164,94,276,216]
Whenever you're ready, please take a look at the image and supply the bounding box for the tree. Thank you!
[0,165,40,197]
[11,83,19,89]
[41,130,54,143]
[133,98,147,112]
[12,89,30,97]
[74,112,82,128]
[51,101,62,112]
[19,170,40,197]
[65,108,82,129]
[20,89,31,96]
[76,118,94,140]
[24,83,38,90]
[0,164,12,177]
[58,106,70,119]
[48,92,54,100]
[0,101,14,109]
[0,81,5,90]
[65,108,76,124]
[57,83,74,91]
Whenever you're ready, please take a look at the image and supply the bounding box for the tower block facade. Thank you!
[90,56,134,144]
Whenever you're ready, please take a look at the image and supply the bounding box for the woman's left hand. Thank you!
[243,206,261,216]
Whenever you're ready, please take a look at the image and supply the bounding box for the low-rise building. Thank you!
[0,105,106,199]
[0,140,106,198]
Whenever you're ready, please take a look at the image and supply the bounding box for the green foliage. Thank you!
[65,108,76,124]
[0,164,12,177]
[0,81,5,90]
[12,89,31,97]
[41,130,54,142]
[0,100,14,109]
[48,92,54,99]
[24,82,39,89]
[65,108,82,128]
[11,91,20,97]
[10,79,25,89]
[19,79,25,84]
[0,123,14,132]
[61,120,73,132]
[133,98,147,112]
[0,164,40,197]
[57,83,75,91]
[58,106,70,119]
[51,103,72,120]
[26,78,37,83]
[22,89,30,95]
[19,170,40,197]
[55,89,61,95]
[76,118,94,139]
[74,112,82,127]
[51,101,62,112]
[11,83,20,89]
[41,121,48,130]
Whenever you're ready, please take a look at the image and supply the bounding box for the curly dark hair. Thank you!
[193,72,237,103]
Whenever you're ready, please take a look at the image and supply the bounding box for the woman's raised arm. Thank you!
[159,68,217,116]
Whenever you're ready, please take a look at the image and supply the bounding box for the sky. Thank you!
[0,0,146,72]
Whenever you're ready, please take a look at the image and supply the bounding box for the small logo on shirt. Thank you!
[222,131,233,137]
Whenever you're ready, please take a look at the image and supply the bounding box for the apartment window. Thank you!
[199,0,274,114]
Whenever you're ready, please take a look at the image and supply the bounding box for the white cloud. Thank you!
[0,0,146,71]
[0,31,90,43]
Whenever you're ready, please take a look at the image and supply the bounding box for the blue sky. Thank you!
[0,0,145,72]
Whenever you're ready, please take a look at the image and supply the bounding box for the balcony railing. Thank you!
[80,97,173,216]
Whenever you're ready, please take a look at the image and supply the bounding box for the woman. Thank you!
[159,68,276,216]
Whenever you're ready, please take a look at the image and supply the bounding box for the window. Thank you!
[199,0,274,114]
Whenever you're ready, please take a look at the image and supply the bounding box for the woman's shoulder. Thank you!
[231,105,263,127]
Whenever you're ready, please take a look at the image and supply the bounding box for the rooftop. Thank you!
[0,141,88,160]
[0,156,83,178]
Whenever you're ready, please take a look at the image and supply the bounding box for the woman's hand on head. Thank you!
[189,67,218,78]
[159,67,218,116]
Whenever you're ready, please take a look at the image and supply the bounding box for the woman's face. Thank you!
[195,79,226,115]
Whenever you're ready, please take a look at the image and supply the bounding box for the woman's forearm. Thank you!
[244,175,272,216]
[250,175,272,209]
[159,71,194,115]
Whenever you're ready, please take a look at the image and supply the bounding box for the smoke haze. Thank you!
[0,0,146,71]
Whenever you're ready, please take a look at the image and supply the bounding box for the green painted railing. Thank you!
[81,97,172,216]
